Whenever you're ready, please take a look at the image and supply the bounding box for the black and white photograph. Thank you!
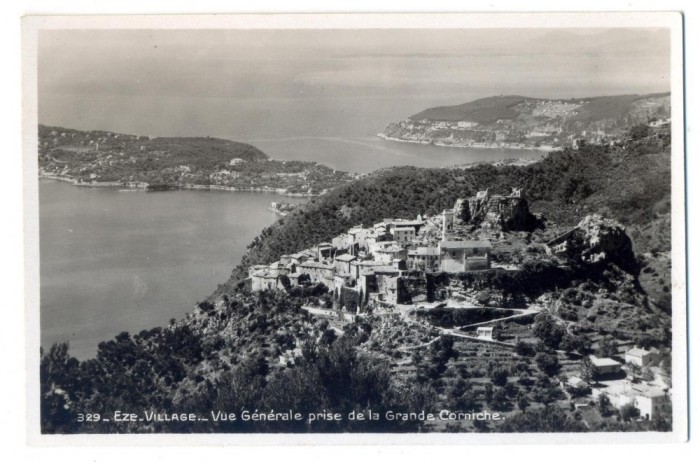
[21,12,687,443]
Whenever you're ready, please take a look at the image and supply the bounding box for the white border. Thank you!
[21,11,687,447]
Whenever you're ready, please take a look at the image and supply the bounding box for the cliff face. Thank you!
[567,214,638,274]
[454,188,537,232]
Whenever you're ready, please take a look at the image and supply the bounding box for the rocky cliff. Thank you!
[566,214,638,274]
[454,188,538,232]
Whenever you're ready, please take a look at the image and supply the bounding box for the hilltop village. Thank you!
[244,186,672,428]
[248,188,529,307]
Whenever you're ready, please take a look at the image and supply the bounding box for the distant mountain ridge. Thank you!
[384,93,670,150]
[409,93,670,124]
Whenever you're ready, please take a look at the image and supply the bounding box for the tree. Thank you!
[484,383,494,403]
[489,387,511,411]
[629,124,650,140]
[620,403,641,422]
[597,337,619,358]
[579,356,600,384]
[627,362,643,379]
[40,343,83,433]
[490,367,509,387]
[598,393,614,417]
[418,335,455,382]
[535,352,561,376]
[517,393,530,411]
[561,334,590,355]
[515,341,536,357]
[532,313,566,349]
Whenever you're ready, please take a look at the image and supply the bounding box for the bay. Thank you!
[39,179,308,360]
[249,136,543,174]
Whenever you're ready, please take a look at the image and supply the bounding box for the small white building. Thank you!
[561,376,590,392]
[625,347,657,367]
[590,356,622,375]
[476,326,494,340]
[439,240,491,272]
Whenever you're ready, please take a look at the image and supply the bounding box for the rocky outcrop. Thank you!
[456,188,537,231]
[453,198,470,223]
[565,214,638,274]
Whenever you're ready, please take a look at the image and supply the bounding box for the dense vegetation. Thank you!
[40,291,436,433]
[409,94,670,124]
[411,95,527,123]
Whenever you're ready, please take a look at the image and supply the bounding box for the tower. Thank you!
[442,209,454,240]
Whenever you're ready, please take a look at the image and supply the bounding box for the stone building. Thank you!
[298,261,336,287]
[390,224,416,243]
[625,348,658,367]
[371,242,407,264]
[442,209,454,239]
[407,246,440,272]
[334,253,357,274]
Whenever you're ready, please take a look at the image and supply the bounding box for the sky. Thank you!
[37,28,671,138]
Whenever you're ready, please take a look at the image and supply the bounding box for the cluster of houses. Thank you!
[563,347,671,420]
[246,193,497,308]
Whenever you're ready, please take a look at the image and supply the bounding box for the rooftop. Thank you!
[390,220,423,227]
[351,260,383,267]
[590,356,622,367]
[376,245,404,253]
[299,261,334,270]
[440,240,492,249]
[626,347,653,357]
[373,266,401,274]
[252,270,278,279]
[335,254,357,262]
[408,247,440,256]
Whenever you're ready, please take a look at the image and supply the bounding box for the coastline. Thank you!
[39,172,149,190]
[39,173,323,197]
[377,133,560,152]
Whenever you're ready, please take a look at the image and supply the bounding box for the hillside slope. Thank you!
[384,93,670,149]
[410,95,528,124]
[220,126,671,297]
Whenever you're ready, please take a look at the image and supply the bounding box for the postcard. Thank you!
[22,12,687,444]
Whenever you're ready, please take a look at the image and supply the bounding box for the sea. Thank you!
[39,96,543,360]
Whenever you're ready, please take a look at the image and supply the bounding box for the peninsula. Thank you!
[38,125,358,196]
[382,93,670,150]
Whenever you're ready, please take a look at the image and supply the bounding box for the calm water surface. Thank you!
[40,179,308,359]
[250,136,543,174]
